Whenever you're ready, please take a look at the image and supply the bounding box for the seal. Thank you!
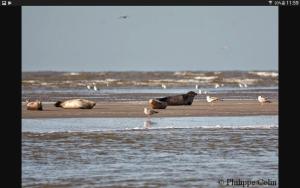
[156,91,197,105]
[54,99,96,109]
[148,99,168,109]
[26,100,43,111]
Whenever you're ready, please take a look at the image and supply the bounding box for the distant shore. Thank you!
[22,100,278,119]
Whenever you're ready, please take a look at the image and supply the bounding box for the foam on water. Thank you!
[22,116,278,133]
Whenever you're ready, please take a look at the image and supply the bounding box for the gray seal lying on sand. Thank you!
[26,100,43,111]
[148,99,168,109]
[54,99,96,109]
[156,91,198,105]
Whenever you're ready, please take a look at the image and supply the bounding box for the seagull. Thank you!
[92,82,98,91]
[198,89,202,94]
[239,83,244,88]
[203,91,208,94]
[161,84,167,89]
[215,83,220,88]
[119,15,128,19]
[87,85,91,90]
[258,96,271,104]
[92,84,98,91]
[206,96,221,103]
[195,84,199,90]
[144,107,158,118]
[243,83,248,88]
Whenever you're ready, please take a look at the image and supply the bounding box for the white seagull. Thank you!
[195,84,199,90]
[87,85,91,90]
[144,107,158,117]
[258,96,271,104]
[161,84,167,89]
[214,83,220,88]
[206,96,221,103]
[93,85,98,91]
[198,89,202,94]
[239,83,244,88]
[92,82,98,91]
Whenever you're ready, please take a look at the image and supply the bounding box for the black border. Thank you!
[279,6,299,188]
[12,0,272,6]
[2,3,299,188]
[0,6,21,187]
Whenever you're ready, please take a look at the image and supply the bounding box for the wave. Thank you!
[63,72,81,76]
[249,71,278,77]
[22,71,278,89]
[22,124,278,134]
[222,78,260,84]
[128,124,278,130]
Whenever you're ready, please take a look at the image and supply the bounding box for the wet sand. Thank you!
[22,100,278,119]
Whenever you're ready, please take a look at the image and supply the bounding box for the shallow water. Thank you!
[22,86,278,94]
[22,86,278,103]
[22,116,278,187]
[22,116,277,133]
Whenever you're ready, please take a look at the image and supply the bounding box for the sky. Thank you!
[22,6,278,72]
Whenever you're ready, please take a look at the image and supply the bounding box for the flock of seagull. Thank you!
[162,83,247,94]
[86,82,111,91]
[144,94,271,117]
[87,82,247,93]
[143,83,271,117]
[25,82,272,118]
[86,83,99,91]
[87,83,271,116]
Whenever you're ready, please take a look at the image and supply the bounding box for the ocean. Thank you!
[22,71,278,102]
[22,71,278,187]
[22,116,278,187]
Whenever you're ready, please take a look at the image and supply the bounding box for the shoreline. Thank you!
[22,100,278,119]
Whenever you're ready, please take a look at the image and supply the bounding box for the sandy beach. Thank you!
[22,100,278,119]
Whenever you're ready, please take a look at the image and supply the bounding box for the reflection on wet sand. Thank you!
[143,119,156,129]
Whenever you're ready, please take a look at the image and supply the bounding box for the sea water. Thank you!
[22,116,278,187]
